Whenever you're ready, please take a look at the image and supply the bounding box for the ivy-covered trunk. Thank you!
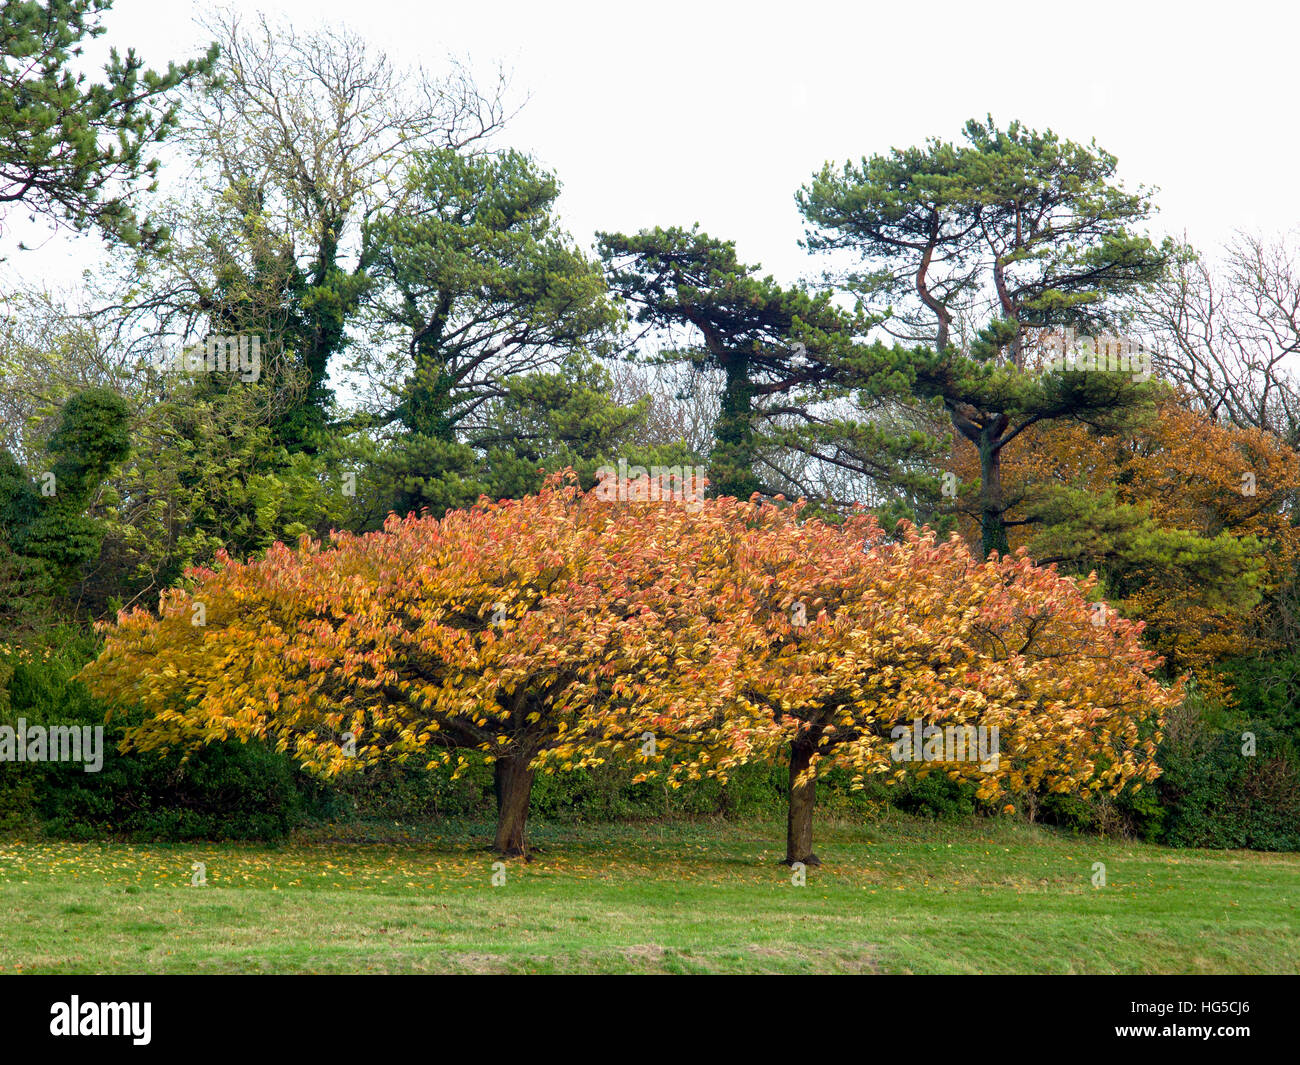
[978,421,1011,560]
[711,351,762,499]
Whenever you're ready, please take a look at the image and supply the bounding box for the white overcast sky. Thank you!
[5,0,1299,290]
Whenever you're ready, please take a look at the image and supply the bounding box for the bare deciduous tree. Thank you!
[1139,231,1300,447]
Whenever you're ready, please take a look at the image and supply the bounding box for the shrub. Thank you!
[892,772,978,821]
[1,630,315,842]
[1153,686,1300,850]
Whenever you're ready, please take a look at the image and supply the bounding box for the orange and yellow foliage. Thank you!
[947,393,1300,687]
[82,474,1178,812]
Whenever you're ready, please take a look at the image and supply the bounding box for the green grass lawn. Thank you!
[2,815,1297,974]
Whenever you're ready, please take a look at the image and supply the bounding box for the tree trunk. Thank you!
[945,404,1010,560]
[492,755,535,857]
[784,735,821,866]
[978,419,1011,559]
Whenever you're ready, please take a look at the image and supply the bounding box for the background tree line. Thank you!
[2,1,1298,849]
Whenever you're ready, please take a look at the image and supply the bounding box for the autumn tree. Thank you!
[565,495,1178,866]
[738,508,1177,864]
[82,473,1180,862]
[80,477,745,856]
[946,390,1300,688]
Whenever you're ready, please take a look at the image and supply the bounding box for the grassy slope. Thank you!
[1,816,1297,974]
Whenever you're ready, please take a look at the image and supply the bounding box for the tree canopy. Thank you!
[0,0,214,246]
